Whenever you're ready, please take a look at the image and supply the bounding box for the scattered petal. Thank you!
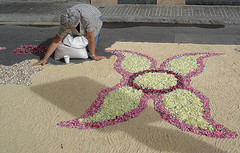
[0,47,6,50]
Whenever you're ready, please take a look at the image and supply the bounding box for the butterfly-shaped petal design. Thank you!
[58,50,238,138]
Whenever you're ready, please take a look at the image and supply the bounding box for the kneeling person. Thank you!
[34,4,105,66]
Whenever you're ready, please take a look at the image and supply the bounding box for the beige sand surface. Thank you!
[1,42,240,153]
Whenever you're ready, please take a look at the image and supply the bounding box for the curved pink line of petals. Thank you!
[128,69,185,94]
[159,53,224,79]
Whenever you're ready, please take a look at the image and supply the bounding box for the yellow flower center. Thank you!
[134,72,178,90]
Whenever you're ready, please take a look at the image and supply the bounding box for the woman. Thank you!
[34,4,105,66]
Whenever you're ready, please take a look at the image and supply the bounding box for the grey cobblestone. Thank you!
[0,2,240,25]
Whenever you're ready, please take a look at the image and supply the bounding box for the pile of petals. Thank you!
[0,60,43,86]
[12,45,48,54]
[0,47,6,50]
[57,50,238,138]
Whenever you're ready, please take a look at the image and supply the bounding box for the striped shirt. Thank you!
[57,4,102,38]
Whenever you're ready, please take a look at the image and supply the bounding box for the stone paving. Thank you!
[0,2,240,25]
[100,4,240,24]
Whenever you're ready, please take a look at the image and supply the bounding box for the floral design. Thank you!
[58,50,238,138]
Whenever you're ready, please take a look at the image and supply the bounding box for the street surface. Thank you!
[0,23,240,65]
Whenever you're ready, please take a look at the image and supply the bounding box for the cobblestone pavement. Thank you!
[100,4,240,24]
[0,2,240,25]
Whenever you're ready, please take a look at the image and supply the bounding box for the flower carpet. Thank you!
[1,42,239,152]
[58,50,238,138]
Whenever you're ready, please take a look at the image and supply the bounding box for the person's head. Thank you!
[60,8,80,29]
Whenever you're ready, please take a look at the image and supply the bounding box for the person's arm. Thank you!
[87,31,105,61]
[33,35,63,66]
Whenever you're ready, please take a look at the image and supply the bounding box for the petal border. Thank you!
[128,69,184,94]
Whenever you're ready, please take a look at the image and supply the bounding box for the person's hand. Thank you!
[32,58,47,66]
[91,55,106,61]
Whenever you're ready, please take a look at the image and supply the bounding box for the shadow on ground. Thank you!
[31,77,225,153]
